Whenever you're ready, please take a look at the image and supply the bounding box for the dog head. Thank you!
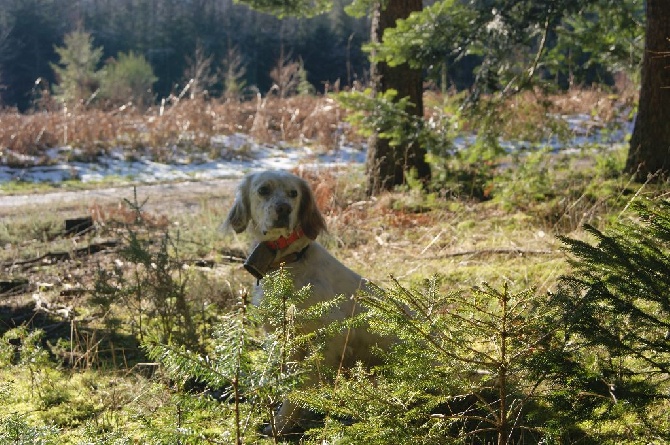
[224,170,327,241]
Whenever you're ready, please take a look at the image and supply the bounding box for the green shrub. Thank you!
[141,254,667,443]
[92,191,198,349]
[145,266,334,442]
[220,46,247,101]
[0,413,59,445]
[0,326,50,368]
[99,51,157,109]
[0,328,64,443]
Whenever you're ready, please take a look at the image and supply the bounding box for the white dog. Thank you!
[224,170,385,435]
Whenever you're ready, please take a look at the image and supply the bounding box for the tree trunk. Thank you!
[367,0,431,195]
[625,0,670,181]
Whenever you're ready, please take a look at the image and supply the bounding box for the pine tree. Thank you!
[626,0,670,181]
[145,267,340,442]
[183,40,218,100]
[297,57,315,95]
[557,199,670,375]
[219,46,247,102]
[50,29,103,107]
[366,0,430,194]
[552,198,670,441]
[295,279,569,444]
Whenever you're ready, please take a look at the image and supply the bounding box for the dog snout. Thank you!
[273,202,292,227]
[276,202,291,217]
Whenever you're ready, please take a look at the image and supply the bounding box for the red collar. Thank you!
[264,227,305,250]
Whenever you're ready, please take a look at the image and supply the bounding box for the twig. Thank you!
[423,248,555,260]
[234,292,247,445]
[618,170,656,220]
[420,229,445,255]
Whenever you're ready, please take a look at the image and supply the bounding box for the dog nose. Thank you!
[276,202,291,217]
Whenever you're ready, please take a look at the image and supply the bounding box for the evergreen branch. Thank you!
[462,426,500,438]
[145,342,231,388]
[470,391,500,421]
[362,292,491,367]
[557,278,670,374]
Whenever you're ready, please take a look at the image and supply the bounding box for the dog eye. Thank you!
[288,189,298,198]
[258,185,271,196]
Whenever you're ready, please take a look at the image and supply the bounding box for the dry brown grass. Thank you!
[90,201,170,230]
[1,87,632,167]
[247,94,354,146]
[425,81,635,121]
[0,95,355,165]
[424,84,635,143]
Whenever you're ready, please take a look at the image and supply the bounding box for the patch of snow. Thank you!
[0,114,633,186]
[0,135,367,184]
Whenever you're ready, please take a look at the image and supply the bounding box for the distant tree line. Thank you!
[0,0,644,112]
[0,0,372,110]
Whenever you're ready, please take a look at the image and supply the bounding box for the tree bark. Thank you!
[367,0,431,195]
[625,0,670,181]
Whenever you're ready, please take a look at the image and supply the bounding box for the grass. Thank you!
[0,175,139,194]
[0,90,664,443]
[0,95,352,166]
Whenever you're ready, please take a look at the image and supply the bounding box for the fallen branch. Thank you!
[0,278,29,295]
[2,240,120,271]
[424,248,556,260]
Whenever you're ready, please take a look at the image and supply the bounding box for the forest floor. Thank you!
[0,90,657,443]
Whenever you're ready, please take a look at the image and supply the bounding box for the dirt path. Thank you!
[1,178,242,314]
[0,178,239,218]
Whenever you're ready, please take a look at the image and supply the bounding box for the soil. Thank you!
[0,178,242,341]
[0,178,239,218]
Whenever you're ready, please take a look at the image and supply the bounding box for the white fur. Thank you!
[224,170,385,435]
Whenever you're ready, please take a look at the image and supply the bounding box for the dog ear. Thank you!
[223,175,252,233]
[298,177,327,239]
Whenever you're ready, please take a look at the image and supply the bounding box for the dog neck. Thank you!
[266,227,312,271]
[268,244,310,270]
[243,228,311,282]
[264,227,305,250]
